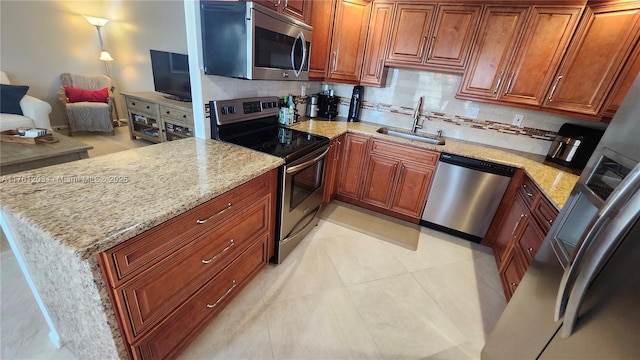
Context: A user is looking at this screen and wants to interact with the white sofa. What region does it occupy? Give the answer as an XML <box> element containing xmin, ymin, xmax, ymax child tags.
<box><xmin>0</xmin><ymin>71</ymin><xmax>52</xmax><ymax>132</ymax></box>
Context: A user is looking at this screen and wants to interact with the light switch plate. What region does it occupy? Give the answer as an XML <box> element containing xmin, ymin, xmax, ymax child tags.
<box><xmin>513</xmin><ymin>114</ymin><xmax>524</xmax><ymax>127</ymax></box>
<box><xmin>465</xmin><ymin>106</ymin><xmax>480</xmax><ymax>119</ymax></box>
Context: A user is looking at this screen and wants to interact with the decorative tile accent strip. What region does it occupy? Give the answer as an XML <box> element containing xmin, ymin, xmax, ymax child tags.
<box><xmin>339</xmin><ymin>98</ymin><xmax>558</xmax><ymax>142</ymax></box>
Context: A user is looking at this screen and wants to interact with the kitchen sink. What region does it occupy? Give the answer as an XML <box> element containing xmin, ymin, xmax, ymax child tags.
<box><xmin>376</xmin><ymin>127</ymin><xmax>445</xmax><ymax>145</ymax></box>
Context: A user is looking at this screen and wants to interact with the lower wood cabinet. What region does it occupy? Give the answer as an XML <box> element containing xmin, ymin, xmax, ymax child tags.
<box><xmin>485</xmin><ymin>169</ymin><xmax>559</xmax><ymax>301</ymax></box>
<box><xmin>336</xmin><ymin>133</ymin><xmax>370</xmax><ymax>200</ymax></box>
<box><xmin>98</xmin><ymin>169</ymin><xmax>277</xmax><ymax>359</ymax></box>
<box><xmin>336</xmin><ymin>134</ymin><xmax>439</xmax><ymax>222</ymax></box>
<box><xmin>323</xmin><ymin>134</ymin><xmax>345</xmax><ymax>207</ymax></box>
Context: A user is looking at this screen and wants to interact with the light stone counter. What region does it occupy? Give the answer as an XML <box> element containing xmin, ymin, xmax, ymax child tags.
<box><xmin>289</xmin><ymin>119</ymin><xmax>579</xmax><ymax>209</ymax></box>
<box><xmin>0</xmin><ymin>138</ymin><xmax>283</xmax><ymax>359</ymax></box>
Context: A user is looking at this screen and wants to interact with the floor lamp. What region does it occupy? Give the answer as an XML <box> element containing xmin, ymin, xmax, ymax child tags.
<box><xmin>83</xmin><ymin>15</ymin><xmax>123</xmax><ymax>126</ymax></box>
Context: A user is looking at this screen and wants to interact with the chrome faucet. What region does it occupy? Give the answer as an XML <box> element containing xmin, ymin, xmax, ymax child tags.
<box><xmin>411</xmin><ymin>96</ymin><xmax>424</xmax><ymax>133</ymax></box>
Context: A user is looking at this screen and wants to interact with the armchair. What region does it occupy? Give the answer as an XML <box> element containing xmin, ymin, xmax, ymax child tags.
<box><xmin>58</xmin><ymin>73</ymin><xmax>117</xmax><ymax>135</ymax></box>
<box><xmin>0</xmin><ymin>70</ymin><xmax>52</xmax><ymax>132</ymax></box>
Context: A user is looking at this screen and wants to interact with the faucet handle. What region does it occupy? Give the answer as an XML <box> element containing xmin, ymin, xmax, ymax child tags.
<box><xmin>437</xmin><ymin>130</ymin><xmax>442</xmax><ymax>138</ymax></box>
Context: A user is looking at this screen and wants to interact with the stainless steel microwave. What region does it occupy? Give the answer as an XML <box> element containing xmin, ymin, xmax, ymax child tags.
<box><xmin>200</xmin><ymin>1</ymin><xmax>311</xmax><ymax>81</ymax></box>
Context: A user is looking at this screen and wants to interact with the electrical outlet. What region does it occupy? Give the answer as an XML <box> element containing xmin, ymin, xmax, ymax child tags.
<box><xmin>513</xmin><ymin>114</ymin><xmax>525</xmax><ymax>127</ymax></box>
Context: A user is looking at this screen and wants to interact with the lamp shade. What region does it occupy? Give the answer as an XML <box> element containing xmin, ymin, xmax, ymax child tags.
<box><xmin>100</xmin><ymin>51</ymin><xmax>114</xmax><ymax>62</ymax></box>
<box><xmin>83</xmin><ymin>15</ymin><xmax>109</xmax><ymax>27</ymax></box>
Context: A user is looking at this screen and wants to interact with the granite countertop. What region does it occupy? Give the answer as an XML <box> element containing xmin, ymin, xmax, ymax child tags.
<box><xmin>0</xmin><ymin>138</ymin><xmax>283</xmax><ymax>259</ymax></box>
<box><xmin>288</xmin><ymin>118</ymin><xmax>579</xmax><ymax>209</ymax></box>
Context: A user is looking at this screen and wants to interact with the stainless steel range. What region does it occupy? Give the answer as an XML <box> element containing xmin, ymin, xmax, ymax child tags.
<box><xmin>211</xmin><ymin>97</ymin><xmax>330</xmax><ymax>263</ymax></box>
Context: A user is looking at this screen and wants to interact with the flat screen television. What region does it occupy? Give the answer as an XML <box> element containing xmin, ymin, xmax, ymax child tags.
<box><xmin>150</xmin><ymin>49</ymin><xmax>191</xmax><ymax>102</ymax></box>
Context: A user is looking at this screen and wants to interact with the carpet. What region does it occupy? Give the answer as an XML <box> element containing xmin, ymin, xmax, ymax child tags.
<box><xmin>321</xmin><ymin>201</ymin><xmax>421</xmax><ymax>251</ymax></box>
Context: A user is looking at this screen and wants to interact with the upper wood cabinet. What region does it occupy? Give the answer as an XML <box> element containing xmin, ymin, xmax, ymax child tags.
<box><xmin>386</xmin><ymin>3</ymin><xmax>482</xmax><ymax>72</ymax></box>
<box><xmin>310</xmin><ymin>0</ymin><xmax>371</xmax><ymax>83</ymax></box>
<box><xmin>386</xmin><ymin>3</ymin><xmax>436</xmax><ymax>65</ymax></box>
<box><xmin>458</xmin><ymin>6</ymin><xmax>530</xmax><ymax>99</ymax></box>
<box><xmin>500</xmin><ymin>6</ymin><xmax>583</xmax><ymax>106</ymax></box>
<box><xmin>360</xmin><ymin>2</ymin><xmax>394</xmax><ymax>86</ymax></box>
<box><xmin>327</xmin><ymin>0</ymin><xmax>372</xmax><ymax>83</ymax></box>
<box><xmin>254</xmin><ymin>0</ymin><xmax>311</xmax><ymax>23</ymax></box>
<box><xmin>542</xmin><ymin>2</ymin><xmax>640</xmax><ymax>116</ymax></box>
<box><xmin>309</xmin><ymin>0</ymin><xmax>335</xmax><ymax>80</ymax></box>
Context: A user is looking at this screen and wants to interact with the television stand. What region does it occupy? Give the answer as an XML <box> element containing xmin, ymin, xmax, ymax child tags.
<box><xmin>122</xmin><ymin>92</ymin><xmax>194</xmax><ymax>143</ymax></box>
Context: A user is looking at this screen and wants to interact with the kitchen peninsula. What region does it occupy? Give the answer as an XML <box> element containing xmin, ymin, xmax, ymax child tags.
<box><xmin>0</xmin><ymin>122</ymin><xmax>579</xmax><ymax>359</ymax></box>
<box><xmin>0</xmin><ymin>138</ymin><xmax>282</xmax><ymax>359</ymax></box>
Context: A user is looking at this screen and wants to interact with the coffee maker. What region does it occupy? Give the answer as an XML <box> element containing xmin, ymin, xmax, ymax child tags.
<box><xmin>318</xmin><ymin>94</ymin><xmax>339</xmax><ymax>119</ymax></box>
<box><xmin>348</xmin><ymin>86</ymin><xmax>364</xmax><ymax>122</ymax></box>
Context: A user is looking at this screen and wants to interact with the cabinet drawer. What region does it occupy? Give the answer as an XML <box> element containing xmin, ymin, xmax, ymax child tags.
<box><xmin>126</xmin><ymin>98</ymin><xmax>158</xmax><ymax>115</ymax></box>
<box><xmin>114</xmin><ymin>196</ymin><xmax>271</xmax><ymax>341</ymax></box>
<box><xmin>131</xmin><ymin>237</ymin><xmax>268</xmax><ymax>360</ymax></box>
<box><xmin>100</xmin><ymin>171</ymin><xmax>274</xmax><ymax>287</ymax></box>
<box><xmin>369</xmin><ymin>139</ymin><xmax>439</xmax><ymax>166</ymax></box>
<box><xmin>160</xmin><ymin>105</ymin><xmax>193</xmax><ymax>125</ymax></box>
<box><xmin>532</xmin><ymin>196</ymin><xmax>558</xmax><ymax>232</ymax></box>
<box><xmin>517</xmin><ymin>175</ymin><xmax>540</xmax><ymax>207</ymax></box>
<box><xmin>515</xmin><ymin>216</ymin><xmax>546</xmax><ymax>266</ymax></box>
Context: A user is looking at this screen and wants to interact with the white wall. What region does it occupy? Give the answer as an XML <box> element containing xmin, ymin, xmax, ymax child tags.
<box><xmin>0</xmin><ymin>0</ymin><xmax>187</xmax><ymax>127</ymax></box>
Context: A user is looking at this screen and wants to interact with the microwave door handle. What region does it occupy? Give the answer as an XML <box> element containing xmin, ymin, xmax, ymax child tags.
<box><xmin>560</xmin><ymin>189</ymin><xmax>640</xmax><ymax>338</ymax></box>
<box><xmin>291</xmin><ymin>32</ymin><xmax>305</xmax><ymax>78</ymax></box>
<box><xmin>555</xmin><ymin>162</ymin><xmax>640</xmax><ymax>321</ymax></box>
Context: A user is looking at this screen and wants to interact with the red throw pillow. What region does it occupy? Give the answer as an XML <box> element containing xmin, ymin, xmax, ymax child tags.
<box><xmin>63</xmin><ymin>86</ymin><xmax>108</xmax><ymax>103</ymax></box>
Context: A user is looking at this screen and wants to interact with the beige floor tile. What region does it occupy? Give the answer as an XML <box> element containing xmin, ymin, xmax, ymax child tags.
<box><xmin>258</xmin><ymin>223</ymin><xmax>345</xmax><ymax>305</ymax></box>
<box><xmin>411</xmin><ymin>257</ymin><xmax>506</xmax><ymax>348</ymax></box>
<box><xmin>265</xmin><ymin>287</ymin><xmax>382</xmax><ymax>360</ymax></box>
<box><xmin>318</xmin><ymin>223</ymin><xmax>409</xmax><ymax>286</ymax></box>
<box><xmin>422</xmin><ymin>341</ymin><xmax>481</xmax><ymax>360</ymax></box>
<box><xmin>347</xmin><ymin>273</ymin><xmax>468</xmax><ymax>360</ymax></box>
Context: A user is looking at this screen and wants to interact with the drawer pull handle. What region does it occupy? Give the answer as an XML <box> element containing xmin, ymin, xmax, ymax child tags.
<box><xmin>197</xmin><ymin>203</ymin><xmax>232</xmax><ymax>224</ymax></box>
<box><xmin>201</xmin><ymin>239</ymin><xmax>235</xmax><ymax>264</ymax></box>
<box><xmin>548</xmin><ymin>219</ymin><xmax>554</xmax><ymax>224</ymax></box>
<box><xmin>522</xmin><ymin>184</ymin><xmax>533</xmax><ymax>198</ymax></box>
<box><xmin>206</xmin><ymin>280</ymin><xmax>237</xmax><ymax>309</ymax></box>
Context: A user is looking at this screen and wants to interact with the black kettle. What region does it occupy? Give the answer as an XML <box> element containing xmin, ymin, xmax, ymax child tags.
<box><xmin>347</xmin><ymin>86</ymin><xmax>364</xmax><ymax>122</ymax></box>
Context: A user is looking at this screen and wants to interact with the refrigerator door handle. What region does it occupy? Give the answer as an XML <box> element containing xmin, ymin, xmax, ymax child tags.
<box><xmin>560</xmin><ymin>189</ymin><xmax>640</xmax><ymax>338</ymax></box>
<box><xmin>555</xmin><ymin>162</ymin><xmax>640</xmax><ymax>321</ymax></box>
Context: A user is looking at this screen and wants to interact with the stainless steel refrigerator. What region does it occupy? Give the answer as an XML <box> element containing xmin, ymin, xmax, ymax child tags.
<box><xmin>482</xmin><ymin>74</ymin><xmax>640</xmax><ymax>359</ymax></box>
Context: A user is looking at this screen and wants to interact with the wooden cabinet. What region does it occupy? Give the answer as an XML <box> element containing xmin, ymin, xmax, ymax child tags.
<box><xmin>337</xmin><ymin>133</ymin><xmax>370</xmax><ymax>200</ymax></box>
<box><xmin>386</xmin><ymin>3</ymin><xmax>482</xmax><ymax>72</ymax></box>
<box><xmin>254</xmin><ymin>0</ymin><xmax>311</xmax><ymax>23</ymax></box>
<box><xmin>486</xmin><ymin>170</ymin><xmax>559</xmax><ymax>301</ymax></box>
<box><xmin>323</xmin><ymin>134</ymin><xmax>345</xmax><ymax>207</ymax></box>
<box><xmin>123</xmin><ymin>92</ymin><xmax>193</xmax><ymax>144</ymax></box>
<box><xmin>337</xmin><ymin>135</ymin><xmax>438</xmax><ymax>222</ymax></box>
<box><xmin>309</xmin><ymin>0</ymin><xmax>335</xmax><ymax>80</ymax></box>
<box><xmin>458</xmin><ymin>6</ymin><xmax>530</xmax><ymax>99</ymax></box>
<box><xmin>386</xmin><ymin>3</ymin><xmax>436</xmax><ymax>65</ymax></box>
<box><xmin>99</xmin><ymin>170</ymin><xmax>277</xmax><ymax>359</ymax></box>
<box><xmin>360</xmin><ymin>2</ymin><xmax>394</xmax><ymax>86</ymax></box>
<box><xmin>499</xmin><ymin>6</ymin><xmax>583</xmax><ymax>106</ymax></box>
<box><xmin>326</xmin><ymin>0</ymin><xmax>372</xmax><ymax>83</ymax></box>
<box><xmin>542</xmin><ymin>3</ymin><xmax>640</xmax><ymax>116</ymax></box>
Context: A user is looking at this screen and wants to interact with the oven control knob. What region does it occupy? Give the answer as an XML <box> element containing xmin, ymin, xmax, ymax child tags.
<box><xmin>221</xmin><ymin>107</ymin><xmax>228</xmax><ymax>115</ymax></box>
<box><xmin>229</xmin><ymin>106</ymin><xmax>236</xmax><ymax>114</ymax></box>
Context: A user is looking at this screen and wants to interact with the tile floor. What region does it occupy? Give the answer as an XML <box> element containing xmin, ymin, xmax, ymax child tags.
<box><xmin>1</xmin><ymin>201</ymin><xmax>506</xmax><ymax>359</ymax></box>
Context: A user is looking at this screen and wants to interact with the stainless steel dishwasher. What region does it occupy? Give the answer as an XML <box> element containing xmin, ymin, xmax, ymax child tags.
<box><xmin>421</xmin><ymin>153</ymin><xmax>516</xmax><ymax>242</ymax></box>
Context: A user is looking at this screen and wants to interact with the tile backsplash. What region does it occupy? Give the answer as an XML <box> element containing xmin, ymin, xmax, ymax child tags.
<box><xmin>328</xmin><ymin>69</ymin><xmax>607</xmax><ymax>155</ymax></box>
<box><xmin>199</xmin><ymin>68</ymin><xmax>606</xmax><ymax>155</ymax></box>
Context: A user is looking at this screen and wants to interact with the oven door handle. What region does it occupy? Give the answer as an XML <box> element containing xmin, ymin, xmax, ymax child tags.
<box><xmin>281</xmin><ymin>206</ymin><xmax>321</xmax><ymax>244</ymax></box>
<box><xmin>286</xmin><ymin>147</ymin><xmax>330</xmax><ymax>174</ymax></box>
